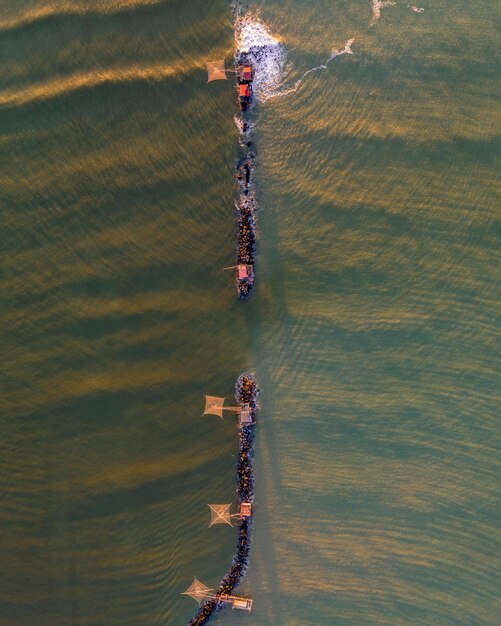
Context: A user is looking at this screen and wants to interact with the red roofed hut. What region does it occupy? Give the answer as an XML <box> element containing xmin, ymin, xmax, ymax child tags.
<box><xmin>238</xmin><ymin>83</ymin><xmax>252</xmax><ymax>109</ymax></box>
<box><xmin>238</xmin><ymin>64</ymin><xmax>253</xmax><ymax>83</ymax></box>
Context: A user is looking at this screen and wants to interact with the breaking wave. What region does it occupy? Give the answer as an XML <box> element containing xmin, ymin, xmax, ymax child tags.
<box><xmin>235</xmin><ymin>13</ymin><xmax>354</xmax><ymax>102</ymax></box>
<box><xmin>235</xmin><ymin>14</ymin><xmax>286</xmax><ymax>101</ymax></box>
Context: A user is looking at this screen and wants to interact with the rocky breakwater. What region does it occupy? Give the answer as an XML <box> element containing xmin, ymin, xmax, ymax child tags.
<box><xmin>187</xmin><ymin>375</ymin><xmax>258</xmax><ymax>625</ymax></box>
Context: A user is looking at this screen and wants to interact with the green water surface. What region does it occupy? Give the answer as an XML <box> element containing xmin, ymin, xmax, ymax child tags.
<box><xmin>1</xmin><ymin>1</ymin><xmax>499</xmax><ymax>625</ymax></box>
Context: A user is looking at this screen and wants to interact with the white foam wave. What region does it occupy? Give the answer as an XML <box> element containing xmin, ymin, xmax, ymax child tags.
<box><xmin>235</xmin><ymin>13</ymin><xmax>354</xmax><ymax>103</ymax></box>
<box><xmin>236</xmin><ymin>18</ymin><xmax>281</xmax><ymax>54</ymax></box>
<box><xmin>233</xmin><ymin>115</ymin><xmax>245</xmax><ymax>134</ymax></box>
<box><xmin>331</xmin><ymin>37</ymin><xmax>356</xmax><ymax>59</ymax></box>
<box><xmin>268</xmin><ymin>38</ymin><xmax>355</xmax><ymax>100</ymax></box>
<box><xmin>370</xmin><ymin>0</ymin><xmax>396</xmax><ymax>26</ymax></box>
<box><xmin>235</xmin><ymin>15</ymin><xmax>286</xmax><ymax>101</ymax></box>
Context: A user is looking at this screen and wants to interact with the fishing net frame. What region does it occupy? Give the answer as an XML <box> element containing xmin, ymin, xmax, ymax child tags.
<box><xmin>206</xmin><ymin>60</ymin><xmax>227</xmax><ymax>82</ymax></box>
<box><xmin>203</xmin><ymin>395</ymin><xmax>226</xmax><ymax>419</ymax></box>
<box><xmin>181</xmin><ymin>577</ymin><xmax>213</xmax><ymax>604</ymax></box>
<box><xmin>208</xmin><ymin>504</ymin><xmax>233</xmax><ymax>527</ymax></box>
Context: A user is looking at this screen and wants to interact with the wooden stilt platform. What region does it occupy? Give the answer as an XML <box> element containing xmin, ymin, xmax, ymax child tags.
<box><xmin>218</xmin><ymin>594</ymin><xmax>253</xmax><ymax>612</ymax></box>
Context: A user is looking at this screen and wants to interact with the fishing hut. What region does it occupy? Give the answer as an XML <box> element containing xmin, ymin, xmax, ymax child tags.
<box><xmin>239</xmin><ymin>501</ymin><xmax>252</xmax><ymax>518</ymax></box>
<box><xmin>220</xmin><ymin>595</ymin><xmax>254</xmax><ymax>612</ymax></box>
<box><xmin>238</xmin><ymin>402</ymin><xmax>253</xmax><ymax>428</ymax></box>
<box><xmin>238</xmin><ymin>83</ymin><xmax>252</xmax><ymax>110</ymax></box>
<box><xmin>182</xmin><ymin>578</ymin><xmax>253</xmax><ymax>612</ymax></box>
<box><xmin>223</xmin><ymin>264</ymin><xmax>254</xmax><ymax>290</ymax></box>
<box><xmin>206</xmin><ymin>59</ymin><xmax>254</xmax><ymax>111</ymax></box>
<box><xmin>202</xmin><ymin>394</ymin><xmax>252</xmax><ymax>426</ymax></box>
<box><xmin>238</xmin><ymin>64</ymin><xmax>253</xmax><ymax>83</ymax></box>
<box><xmin>207</xmin><ymin>502</ymin><xmax>252</xmax><ymax>527</ymax></box>
<box><xmin>237</xmin><ymin>264</ymin><xmax>254</xmax><ymax>283</ymax></box>
<box><xmin>237</xmin><ymin>60</ymin><xmax>253</xmax><ymax>110</ymax></box>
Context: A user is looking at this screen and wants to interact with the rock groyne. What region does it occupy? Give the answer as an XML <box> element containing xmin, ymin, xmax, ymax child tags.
<box><xmin>187</xmin><ymin>375</ymin><xmax>258</xmax><ymax>625</ymax></box>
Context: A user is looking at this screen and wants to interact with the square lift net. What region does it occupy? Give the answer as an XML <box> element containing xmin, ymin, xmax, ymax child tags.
<box><xmin>182</xmin><ymin>577</ymin><xmax>213</xmax><ymax>604</ymax></box>
<box><xmin>208</xmin><ymin>504</ymin><xmax>233</xmax><ymax>527</ymax></box>
<box><xmin>206</xmin><ymin>60</ymin><xmax>227</xmax><ymax>82</ymax></box>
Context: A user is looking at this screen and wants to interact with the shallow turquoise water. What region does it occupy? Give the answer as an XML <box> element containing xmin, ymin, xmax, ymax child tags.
<box><xmin>0</xmin><ymin>1</ymin><xmax>499</xmax><ymax>625</ymax></box>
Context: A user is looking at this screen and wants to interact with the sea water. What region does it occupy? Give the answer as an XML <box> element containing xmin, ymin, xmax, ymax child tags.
<box><xmin>0</xmin><ymin>1</ymin><xmax>499</xmax><ymax>625</ymax></box>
